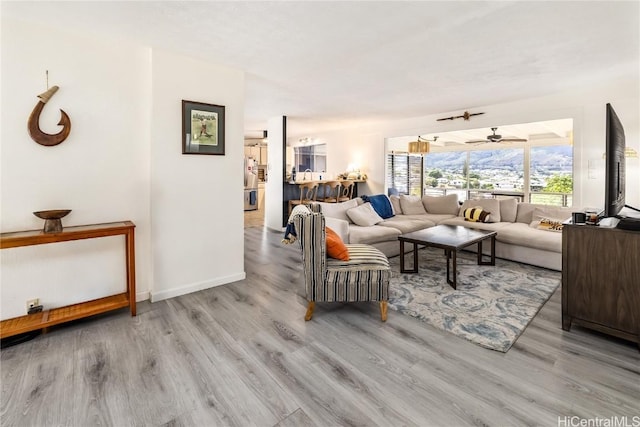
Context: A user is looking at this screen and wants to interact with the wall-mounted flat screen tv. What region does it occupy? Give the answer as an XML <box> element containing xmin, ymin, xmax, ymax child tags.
<box><xmin>604</xmin><ymin>103</ymin><xmax>626</xmax><ymax>218</ymax></box>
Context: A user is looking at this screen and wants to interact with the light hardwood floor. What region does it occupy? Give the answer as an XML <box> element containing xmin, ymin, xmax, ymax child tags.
<box><xmin>1</xmin><ymin>226</ymin><xmax>639</xmax><ymax>426</ymax></box>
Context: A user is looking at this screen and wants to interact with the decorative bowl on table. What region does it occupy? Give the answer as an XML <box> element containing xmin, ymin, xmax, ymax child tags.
<box><xmin>33</xmin><ymin>209</ymin><xmax>72</xmax><ymax>233</ymax></box>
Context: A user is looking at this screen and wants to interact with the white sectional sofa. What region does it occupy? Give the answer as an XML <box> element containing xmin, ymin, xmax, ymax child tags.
<box><xmin>317</xmin><ymin>194</ymin><xmax>575</xmax><ymax>271</ymax></box>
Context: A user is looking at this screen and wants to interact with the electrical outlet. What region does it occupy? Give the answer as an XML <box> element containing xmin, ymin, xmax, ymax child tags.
<box><xmin>27</xmin><ymin>299</ymin><xmax>39</xmax><ymax>311</ymax></box>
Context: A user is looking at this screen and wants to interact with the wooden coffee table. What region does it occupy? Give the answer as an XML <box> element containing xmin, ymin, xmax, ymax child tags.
<box><xmin>398</xmin><ymin>225</ymin><xmax>497</xmax><ymax>289</ymax></box>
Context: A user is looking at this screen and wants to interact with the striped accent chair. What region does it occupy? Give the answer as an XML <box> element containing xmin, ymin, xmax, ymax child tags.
<box><xmin>292</xmin><ymin>205</ymin><xmax>390</xmax><ymax>321</ymax></box>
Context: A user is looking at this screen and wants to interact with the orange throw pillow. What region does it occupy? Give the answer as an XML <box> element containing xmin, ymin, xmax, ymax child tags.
<box><xmin>325</xmin><ymin>227</ymin><xmax>350</xmax><ymax>261</ymax></box>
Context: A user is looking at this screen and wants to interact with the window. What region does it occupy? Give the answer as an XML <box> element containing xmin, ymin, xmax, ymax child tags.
<box><xmin>468</xmin><ymin>148</ymin><xmax>524</xmax><ymax>197</ymax></box>
<box><xmin>294</xmin><ymin>144</ymin><xmax>326</xmax><ymax>172</ymax></box>
<box><xmin>424</xmin><ymin>152</ymin><xmax>467</xmax><ymax>200</ymax></box>
<box><xmin>529</xmin><ymin>145</ymin><xmax>573</xmax><ymax>206</ymax></box>
<box><xmin>386</xmin><ymin>153</ymin><xmax>422</xmax><ymax>195</ymax></box>
<box><xmin>387</xmin><ymin>147</ymin><xmax>572</xmax><ymax>206</ymax></box>
<box><xmin>386</xmin><ymin>120</ymin><xmax>573</xmax><ymax>206</ymax></box>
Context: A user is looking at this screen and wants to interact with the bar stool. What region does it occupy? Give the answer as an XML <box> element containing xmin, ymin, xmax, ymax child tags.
<box><xmin>288</xmin><ymin>182</ymin><xmax>318</xmax><ymax>215</ymax></box>
<box><xmin>318</xmin><ymin>181</ymin><xmax>341</xmax><ymax>203</ymax></box>
<box><xmin>337</xmin><ymin>181</ymin><xmax>355</xmax><ymax>202</ymax></box>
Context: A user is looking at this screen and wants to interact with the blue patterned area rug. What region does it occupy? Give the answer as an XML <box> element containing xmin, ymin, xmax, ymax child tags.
<box><xmin>387</xmin><ymin>248</ymin><xmax>560</xmax><ymax>352</ymax></box>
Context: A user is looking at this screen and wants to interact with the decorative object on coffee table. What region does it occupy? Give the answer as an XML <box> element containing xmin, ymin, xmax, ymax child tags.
<box><xmin>33</xmin><ymin>209</ymin><xmax>71</xmax><ymax>233</ymax></box>
<box><xmin>28</xmin><ymin>72</ymin><xmax>71</xmax><ymax>146</ymax></box>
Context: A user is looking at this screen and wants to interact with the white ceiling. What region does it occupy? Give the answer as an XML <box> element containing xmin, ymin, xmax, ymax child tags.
<box><xmin>4</xmin><ymin>1</ymin><xmax>639</xmax><ymax>138</ymax></box>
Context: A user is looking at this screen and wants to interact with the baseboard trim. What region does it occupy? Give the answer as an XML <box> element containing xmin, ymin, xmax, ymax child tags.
<box><xmin>149</xmin><ymin>272</ymin><xmax>246</xmax><ymax>302</ymax></box>
<box><xmin>136</xmin><ymin>291</ymin><xmax>150</xmax><ymax>302</ymax></box>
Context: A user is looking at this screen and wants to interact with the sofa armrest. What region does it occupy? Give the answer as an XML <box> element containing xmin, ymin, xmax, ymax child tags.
<box><xmin>325</xmin><ymin>217</ymin><xmax>350</xmax><ymax>243</ymax></box>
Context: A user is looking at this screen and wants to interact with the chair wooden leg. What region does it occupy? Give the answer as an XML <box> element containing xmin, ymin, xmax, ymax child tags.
<box><xmin>379</xmin><ymin>301</ymin><xmax>388</xmax><ymax>322</ymax></box>
<box><xmin>304</xmin><ymin>301</ymin><xmax>315</xmax><ymax>321</ymax></box>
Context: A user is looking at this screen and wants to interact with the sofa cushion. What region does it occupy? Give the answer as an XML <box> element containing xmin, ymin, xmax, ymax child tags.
<box><xmin>347</xmin><ymin>203</ymin><xmax>384</xmax><ymax>226</ymax></box>
<box><xmin>439</xmin><ymin>216</ymin><xmax>509</xmax><ymax>232</ymax></box>
<box><xmin>400</xmin><ymin>194</ymin><xmax>427</xmax><ymax>215</ymax></box>
<box><xmin>463</xmin><ymin>207</ymin><xmax>491</xmax><ymax>223</ymax></box>
<box><xmin>389</xmin><ymin>195</ymin><xmax>402</xmax><ymax>214</ymax></box>
<box><xmin>496</xmin><ymin>223</ymin><xmax>563</xmax><ymax>253</ymax></box>
<box><xmin>500</xmin><ymin>198</ymin><xmax>519</xmax><ymax>223</ymax></box>
<box><xmin>325</xmin><ymin>226</ymin><xmax>350</xmax><ymax>260</ymax></box>
<box><xmin>459</xmin><ymin>198</ymin><xmax>501</xmax><ymax>222</ymax></box>
<box><xmin>348</xmin><ymin>224</ymin><xmax>401</xmax><ymax>245</ymax></box>
<box><xmin>422</xmin><ymin>213</ymin><xmax>457</xmax><ymax>224</ymax></box>
<box><xmin>317</xmin><ymin>199</ymin><xmax>358</xmax><ymax>223</ymax></box>
<box><xmin>326</xmin><ymin>244</ymin><xmax>389</xmax><ymax>271</ymax></box>
<box><xmin>531</xmin><ymin>206</ymin><xmax>572</xmax><ymax>223</ymax></box>
<box><xmin>422</xmin><ymin>194</ymin><xmax>459</xmax><ymax>215</ymax></box>
<box><xmin>515</xmin><ymin>203</ymin><xmax>573</xmax><ymax>224</ymax></box>
<box><xmin>378</xmin><ymin>214</ymin><xmax>435</xmax><ymax>234</ymax></box>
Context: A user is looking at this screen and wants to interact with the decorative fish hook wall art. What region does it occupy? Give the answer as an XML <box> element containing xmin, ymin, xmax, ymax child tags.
<box><xmin>27</xmin><ymin>85</ymin><xmax>71</xmax><ymax>146</ymax></box>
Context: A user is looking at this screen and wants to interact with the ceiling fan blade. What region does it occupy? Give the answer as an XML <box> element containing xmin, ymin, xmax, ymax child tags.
<box><xmin>465</xmin><ymin>139</ymin><xmax>489</xmax><ymax>144</ymax></box>
<box><xmin>500</xmin><ymin>138</ymin><xmax>527</xmax><ymax>142</ymax></box>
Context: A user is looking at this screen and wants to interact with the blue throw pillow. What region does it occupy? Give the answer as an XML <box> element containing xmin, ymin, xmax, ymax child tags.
<box><xmin>361</xmin><ymin>194</ymin><xmax>395</xmax><ymax>219</ymax></box>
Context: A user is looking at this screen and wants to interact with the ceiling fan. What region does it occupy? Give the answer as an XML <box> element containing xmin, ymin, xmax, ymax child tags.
<box><xmin>465</xmin><ymin>127</ymin><xmax>527</xmax><ymax>144</ymax></box>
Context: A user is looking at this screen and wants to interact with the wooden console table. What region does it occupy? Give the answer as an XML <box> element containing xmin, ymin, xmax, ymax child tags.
<box><xmin>0</xmin><ymin>221</ymin><xmax>136</xmax><ymax>339</ymax></box>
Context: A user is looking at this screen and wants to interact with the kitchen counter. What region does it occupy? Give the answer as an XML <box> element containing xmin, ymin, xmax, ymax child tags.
<box><xmin>285</xmin><ymin>179</ymin><xmax>366</xmax><ymax>185</ymax></box>
<box><xmin>284</xmin><ymin>179</ymin><xmax>366</xmax><ymax>203</ymax></box>
<box><xmin>278</xmin><ymin>179</ymin><xmax>367</xmax><ymax>227</ymax></box>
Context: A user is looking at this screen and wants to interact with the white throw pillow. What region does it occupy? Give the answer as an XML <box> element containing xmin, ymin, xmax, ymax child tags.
<box><xmin>317</xmin><ymin>199</ymin><xmax>359</xmax><ymax>223</ymax></box>
<box><xmin>346</xmin><ymin>203</ymin><xmax>384</xmax><ymax>226</ymax></box>
<box><xmin>389</xmin><ymin>195</ymin><xmax>402</xmax><ymax>215</ymax></box>
<box><xmin>422</xmin><ymin>194</ymin><xmax>459</xmax><ymax>215</ymax></box>
<box><xmin>399</xmin><ymin>194</ymin><xmax>427</xmax><ymax>215</ymax></box>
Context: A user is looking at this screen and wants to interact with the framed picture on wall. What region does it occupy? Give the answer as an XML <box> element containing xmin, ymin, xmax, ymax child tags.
<box><xmin>182</xmin><ymin>100</ymin><xmax>225</xmax><ymax>155</ymax></box>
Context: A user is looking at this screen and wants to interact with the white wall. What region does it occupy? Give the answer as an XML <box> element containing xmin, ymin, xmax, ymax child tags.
<box><xmin>0</xmin><ymin>18</ymin><xmax>246</xmax><ymax>319</ymax></box>
<box><xmin>291</xmin><ymin>77</ymin><xmax>640</xmax><ymax>211</ymax></box>
<box><xmin>0</xmin><ymin>19</ymin><xmax>152</xmax><ymax>319</ymax></box>
<box><xmin>265</xmin><ymin>116</ymin><xmax>285</xmax><ymax>231</ymax></box>
<box><xmin>149</xmin><ymin>49</ymin><xmax>245</xmax><ymax>301</ymax></box>
<box><xmin>287</xmin><ymin>129</ymin><xmax>386</xmax><ymax>196</ymax></box>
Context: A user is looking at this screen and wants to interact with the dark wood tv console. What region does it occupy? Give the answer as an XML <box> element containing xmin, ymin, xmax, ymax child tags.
<box><xmin>562</xmin><ymin>222</ymin><xmax>639</xmax><ymax>347</ymax></box>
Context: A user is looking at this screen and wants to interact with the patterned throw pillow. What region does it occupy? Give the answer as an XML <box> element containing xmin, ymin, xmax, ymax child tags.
<box><xmin>536</xmin><ymin>218</ymin><xmax>564</xmax><ymax>232</ymax></box>
<box><xmin>325</xmin><ymin>226</ymin><xmax>350</xmax><ymax>260</ymax></box>
<box><xmin>464</xmin><ymin>207</ymin><xmax>491</xmax><ymax>223</ymax></box>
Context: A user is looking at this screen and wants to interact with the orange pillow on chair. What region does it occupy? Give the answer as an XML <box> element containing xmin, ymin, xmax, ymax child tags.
<box><xmin>325</xmin><ymin>227</ymin><xmax>350</xmax><ymax>261</ymax></box>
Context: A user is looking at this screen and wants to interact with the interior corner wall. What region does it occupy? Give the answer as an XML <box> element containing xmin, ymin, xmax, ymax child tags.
<box><xmin>0</xmin><ymin>19</ymin><xmax>152</xmax><ymax>320</ymax></box>
<box><xmin>149</xmin><ymin>49</ymin><xmax>245</xmax><ymax>302</ymax></box>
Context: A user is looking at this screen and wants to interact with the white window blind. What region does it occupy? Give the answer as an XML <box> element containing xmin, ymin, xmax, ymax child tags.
<box><xmin>386</xmin><ymin>153</ymin><xmax>422</xmax><ymax>195</ymax></box>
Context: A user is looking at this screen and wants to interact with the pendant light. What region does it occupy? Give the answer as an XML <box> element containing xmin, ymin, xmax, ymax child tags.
<box><xmin>408</xmin><ymin>136</ymin><xmax>437</xmax><ymax>154</ymax></box>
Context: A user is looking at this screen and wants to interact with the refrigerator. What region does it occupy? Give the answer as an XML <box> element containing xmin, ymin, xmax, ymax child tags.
<box><xmin>244</xmin><ymin>156</ymin><xmax>258</xmax><ymax>211</ymax></box>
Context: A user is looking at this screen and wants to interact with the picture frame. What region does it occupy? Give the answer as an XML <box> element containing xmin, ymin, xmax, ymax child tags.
<box><xmin>182</xmin><ymin>100</ymin><xmax>225</xmax><ymax>155</ymax></box>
